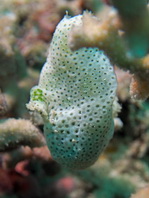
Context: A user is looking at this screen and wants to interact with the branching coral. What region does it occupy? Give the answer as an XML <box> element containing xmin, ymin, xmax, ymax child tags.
<box><xmin>0</xmin><ymin>119</ymin><xmax>45</xmax><ymax>151</ymax></box>
<box><xmin>68</xmin><ymin>0</ymin><xmax>149</xmax><ymax>100</ymax></box>
<box><xmin>0</xmin><ymin>14</ymin><xmax>27</xmax><ymax>89</ymax></box>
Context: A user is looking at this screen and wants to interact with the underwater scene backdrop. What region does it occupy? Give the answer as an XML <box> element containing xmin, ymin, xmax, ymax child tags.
<box><xmin>0</xmin><ymin>0</ymin><xmax>149</xmax><ymax>198</ymax></box>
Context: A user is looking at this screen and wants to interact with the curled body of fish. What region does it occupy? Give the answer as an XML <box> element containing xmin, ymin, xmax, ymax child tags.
<box><xmin>27</xmin><ymin>14</ymin><xmax>117</xmax><ymax>169</ymax></box>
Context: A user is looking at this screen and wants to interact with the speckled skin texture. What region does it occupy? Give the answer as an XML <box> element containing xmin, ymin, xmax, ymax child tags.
<box><xmin>27</xmin><ymin>14</ymin><xmax>117</xmax><ymax>169</ymax></box>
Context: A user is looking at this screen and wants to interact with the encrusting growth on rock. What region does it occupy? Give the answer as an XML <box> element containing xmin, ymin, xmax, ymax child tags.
<box><xmin>27</xmin><ymin>14</ymin><xmax>117</xmax><ymax>169</ymax></box>
<box><xmin>68</xmin><ymin>1</ymin><xmax>149</xmax><ymax>100</ymax></box>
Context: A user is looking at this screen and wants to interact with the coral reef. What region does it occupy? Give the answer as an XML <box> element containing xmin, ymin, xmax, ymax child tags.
<box><xmin>0</xmin><ymin>119</ymin><xmax>45</xmax><ymax>151</ymax></box>
<box><xmin>1</xmin><ymin>0</ymin><xmax>149</xmax><ymax>197</ymax></box>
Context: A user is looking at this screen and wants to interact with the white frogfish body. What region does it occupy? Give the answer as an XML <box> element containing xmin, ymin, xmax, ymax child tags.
<box><xmin>27</xmin><ymin>14</ymin><xmax>117</xmax><ymax>169</ymax></box>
